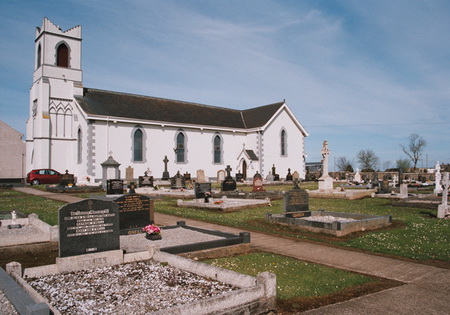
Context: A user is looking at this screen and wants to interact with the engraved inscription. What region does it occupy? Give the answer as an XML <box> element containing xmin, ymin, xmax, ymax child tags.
<box><xmin>64</xmin><ymin>209</ymin><xmax>115</xmax><ymax>237</ymax></box>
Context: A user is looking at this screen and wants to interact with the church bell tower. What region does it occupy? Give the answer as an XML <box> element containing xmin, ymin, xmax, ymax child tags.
<box><xmin>26</xmin><ymin>18</ymin><xmax>83</xmax><ymax>172</ymax></box>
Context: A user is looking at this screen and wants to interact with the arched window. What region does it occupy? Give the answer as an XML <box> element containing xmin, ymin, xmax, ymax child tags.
<box><xmin>37</xmin><ymin>44</ymin><xmax>42</xmax><ymax>69</ymax></box>
<box><xmin>213</xmin><ymin>134</ymin><xmax>222</xmax><ymax>164</ymax></box>
<box><xmin>56</xmin><ymin>43</ymin><xmax>69</xmax><ymax>68</ymax></box>
<box><xmin>281</xmin><ymin>129</ymin><xmax>287</xmax><ymax>156</ymax></box>
<box><xmin>176</xmin><ymin>132</ymin><xmax>185</xmax><ymax>163</ymax></box>
<box><xmin>77</xmin><ymin>129</ymin><xmax>82</xmax><ymax>164</ymax></box>
<box><xmin>133</xmin><ymin>129</ymin><xmax>143</xmax><ymax>162</ymax></box>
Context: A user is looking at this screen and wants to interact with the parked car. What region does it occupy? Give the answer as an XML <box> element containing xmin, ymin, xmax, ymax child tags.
<box><xmin>26</xmin><ymin>169</ymin><xmax>62</xmax><ymax>185</ymax></box>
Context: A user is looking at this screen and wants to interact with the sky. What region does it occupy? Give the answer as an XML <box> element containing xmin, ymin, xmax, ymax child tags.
<box><xmin>1</xmin><ymin>0</ymin><xmax>449</xmax><ymax>171</ymax></box>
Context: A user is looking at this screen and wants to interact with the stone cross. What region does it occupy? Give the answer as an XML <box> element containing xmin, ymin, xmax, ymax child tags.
<box><xmin>163</xmin><ymin>155</ymin><xmax>169</xmax><ymax>172</ymax></box>
<box><xmin>321</xmin><ymin>140</ymin><xmax>330</xmax><ymax>177</ymax></box>
<box><xmin>225</xmin><ymin>165</ymin><xmax>232</xmax><ymax>178</ymax></box>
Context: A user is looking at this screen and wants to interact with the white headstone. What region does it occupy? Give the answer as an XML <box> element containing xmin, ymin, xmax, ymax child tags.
<box><xmin>354</xmin><ymin>169</ymin><xmax>362</xmax><ymax>184</ymax></box>
<box><xmin>399</xmin><ymin>183</ymin><xmax>409</xmax><ymax>198</ymax></box>
<box><xmin>197</xmin><ymin>169</ymin><xmax>206</xmax><ymax>183</ymax></box>
<box><xmin>437</xmin><ymin>172</ymin><xmax>449</xmax><ymax>219</ymax></box>
<box><xmin>434</xmin><ymin>161</ymin><xmax>443</xmax><ymax>195</ymax></box>
<box><xmin>318</xmin><ymin>140</ymin><xmax>334</xmax><ymax>192</ymax></box>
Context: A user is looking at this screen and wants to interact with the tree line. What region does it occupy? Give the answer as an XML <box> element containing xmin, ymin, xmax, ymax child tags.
<box><xmin>336</xmin><ymin>133</ymin><xmax>428</xmax><ymax>173</ymax></box>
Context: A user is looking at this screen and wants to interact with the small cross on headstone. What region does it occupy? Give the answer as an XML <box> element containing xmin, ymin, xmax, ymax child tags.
<box><xmin>225</xmin><ymin>165</ymin><xmax>232</xmax><ymax>178</ymax></box>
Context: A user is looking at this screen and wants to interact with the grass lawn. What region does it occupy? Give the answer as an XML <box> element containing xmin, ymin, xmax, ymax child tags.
<box><xmin>155</xmin><ymin>184</ymin><xmax>450</xmax><ymax>262</ymax></box>
<box><xmin>0</xmin><ymin>190</ymin><xmax>65</xmax><ymax>226</ymax></box>
<box><xmin>4</xmin><ymin>183</ymin><xmax>449</xmax><ymax>262</ymax></box>
<box><xmin>204</xmin><ymin>252</ymin><xmax>374</xmax><ymax>300</ymax></box>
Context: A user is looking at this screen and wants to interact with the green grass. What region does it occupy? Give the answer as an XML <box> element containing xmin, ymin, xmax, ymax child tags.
<box><xmin>0</xmin><ymin>191</ymin><xmax>65</xmax><ymax>226</ymax></box>
<box><xmin>155</xmin><ymin>192</ymin><xmax>450</xmax><ymax>261</ymax></box>
<box><xmin>4</xmin><ymin>184</ymin><xmax>450</xmax><ymax>262</ymax></box>
<box><xmin>203</xmin><ymin>252</ymin><xmax>374</xmax><ymax>300</ymax></box>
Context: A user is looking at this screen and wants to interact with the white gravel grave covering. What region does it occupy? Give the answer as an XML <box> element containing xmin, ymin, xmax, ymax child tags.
<box><xmin>120</xmin><ymin>227</ymin><xmax>225</xmax><ymax>253</ymax></box>
<box><xmin>27</xmin><ymin>260</ymin><xmax>238</xmax><ymax>314</ymax></box>
<box><xmin>300</xmin><ymin>215</ymin><xmax>356</xmax><ymax>223</ymax></box>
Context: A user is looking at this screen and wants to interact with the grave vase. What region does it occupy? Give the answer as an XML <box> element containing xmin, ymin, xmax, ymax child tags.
<box><xmin>145</xmin><ymin>233</ymin><xmax>162</xmax><ymax>241</ymax></box>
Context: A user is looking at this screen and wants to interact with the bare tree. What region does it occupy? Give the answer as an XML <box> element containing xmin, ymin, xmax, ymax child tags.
<box><xmin>396</xmin><ymin>158</ymin><xmax>412</xmax><ymax>173</ymax></box>
<box><xmin>382</xmin><ymin>160</ymin><xmax>392</xmax><ymax>171</ymax></box>
<box><xmin>357</xmin><ymin>149</ymin><xmax>379</xmax><ymax>171</ymax></box>
<box><xmin>400</xmin><ymin>133</ymin><xmax>426</xmax><ymax>170</ymax></box>
<box><xmin>336</xmin><ymin>157</ymin><xmax>354</xmax><ymax>172</ymax></box>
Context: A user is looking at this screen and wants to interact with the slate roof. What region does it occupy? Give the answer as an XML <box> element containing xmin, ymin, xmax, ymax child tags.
<box><xmin>75</xmin><ymin>88</ymin><xmax>284</xmax><ymax>129</ymax></box>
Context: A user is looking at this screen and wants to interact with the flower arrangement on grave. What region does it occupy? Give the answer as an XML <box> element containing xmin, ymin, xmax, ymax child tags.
<box><xmin>142</xmin><ymin>224</ymin><xmax>162</xmax><ymax>241</ymax></box>
<box><xmin>86</xmin><ymin>176</ymin><xmax>91</xmax><ymax>183</ymax></box>
<box><xmin>142</xmin><ymin>224</ymin><xmax>161</xmax><ymax>235</ymax></box>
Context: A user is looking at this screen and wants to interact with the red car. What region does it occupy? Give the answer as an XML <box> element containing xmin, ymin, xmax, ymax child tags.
<box><xmin>26</xmin><ymin>169</ymin><xmax>62</xmax><ymax>185</ymax></box>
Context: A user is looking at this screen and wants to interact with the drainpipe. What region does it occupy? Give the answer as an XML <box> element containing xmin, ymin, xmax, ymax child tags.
<box><xmin>258</xmin><ymin>130</ymin><xmax>263</xmax><ymax>176</ymax></box>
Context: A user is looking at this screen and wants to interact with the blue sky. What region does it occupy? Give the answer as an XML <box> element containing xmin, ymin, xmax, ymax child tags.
<box><xmin>1</xmin><ymin>0</ymin><xmax>449</xmax><ymax>170</ymax></box>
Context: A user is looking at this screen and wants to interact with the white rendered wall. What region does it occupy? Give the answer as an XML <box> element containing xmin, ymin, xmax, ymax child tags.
<box><xmin>261</xmin><ymin>109</ymin><xmax>306</xmax><ymax>179</ymax></box>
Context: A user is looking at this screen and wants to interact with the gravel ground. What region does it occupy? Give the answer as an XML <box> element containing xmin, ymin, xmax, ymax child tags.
<box><xmin>300</xmin><ymin>215</ymin><xmax>356</xmax><ymax>223</ymax></box>
<box><xmin>120</xmin><ymin>227</ymin><xmax>225</xmax><ymax>253</ymax></box>
<box><xmin>28</xmin><ymin>260</ymin><xmax>237</xmax><ymax>314</ymax></box>
<box><xmin>0</xmin><ymin>290</ymin><xmax>18</xmax><ymax>315</ymax></box>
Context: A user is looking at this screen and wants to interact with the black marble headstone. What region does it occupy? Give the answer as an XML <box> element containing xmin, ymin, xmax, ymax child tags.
<box><xmin>236</xmin><ymin>171</ymin><xmax>244</xmax><ymax>182</ymax></box>
<box><xmin>114</xmin><ymin>194</ymin><xmax>154</xmax><ymax>235</ymax></box>
<box><xmin>284</xmin><ymin>185</ymin><xmax>309</xmax><ymax>212</ymax></box>
<box><xmin>285</xmin><ymin>168</ymin><xmax>293</xmax><ymax>181</ymax></box>
<box><xmin>107</xmin><ymin>179</ymin><xmax>124</xmax><ymax>195</ymax></box>
<box><xmin>195</xmin><ymin>182</ymin><xmax>212</xmax><ymax>199</ymax></box>
<box><xmin>58</xmin><ymin>199</ymin><xmax>120</xmax><ymax>258</ymax></box>
<box><xmin>60</xmin><ymin>170</ymin><xmax>75</xmax><ymax>187</ymax></box>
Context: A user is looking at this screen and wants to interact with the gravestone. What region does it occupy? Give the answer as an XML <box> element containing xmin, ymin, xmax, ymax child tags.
<box><xmin>184</xmin><ymin>172</ymin><xmax>191</xmax><ymax>182</ymax></box>
<box><xmin>354</xmin><ymin>169</ymin><xmax>362</xmax><ymax>184</ymax></box>
<box><xmin>217</xmin><ymin>170</ymin><xmax>226</xmax><ymax>182</ymax></box>
<box><xmin>107</xmin><ymin>179</ymin><xmax>124</xmax><ymax>195</ymax></box>
<box><xmin>380</xmin><ymin>179</ymin><xmax>390</xmax><ymax>194</ymax></box>
<box><xmin>399</xmin><ymin>183</ymin><xmax>408</xmax><ymax>198</ymax></box>
<box><xmin>60</xmin><ymin>170</ymin><xmax>75</xmax><ymax>186</ymax></box>
<box><xmin>434</xmin><ymin>161</ymin><xmax>442</xmax><ymax>195</ymax></box>
<box><xmin>236</xmin><ymin>171</ymin><xmax>244</xmax><ymax>183</ymax></box>
<box><xmin>58</xmin><ymin>199</ymin><xmax>120</xmax><ymax>258</ymax></box>
<box><xmin>284</xmin><ymin>180</ymin><xmax>309</xmax><ymax>213</ymax></box>
<box><xmin>371</xmin><ymin>172</ymin><xmax>379</xmax><ymax>189</ymax></box>
<box><xmin>272</xmin><ymin>165</ymin><xmax>280</xmax><ymax>181</ymax></box>
<box><xmin>285</xmin><ymin>168</ymin><xmax>293</xmax><ymax>181</ymax></box>
<box><xmin>139</xmin><ymin>171</ymin><xmax>154</xmax><ymax>187</ymax></box>
<box><xmin>292</xmin><ymin>171</ymin><xmax>300</xmax><ymax>181</ymax></box>
<box><xmin>125</xmin><ymin>166</ymin><xmax>134</xmax><ymax>183</ymax></box>
<box><xmin>197</xmin><ymin>169</ymin><xmax>206</xmax><ymax>183</ymax></box>
<box><xmin>195</xmin><ymin>182</ymin><xmax>212</xmax><ymax>199</ymax></box>
<box><xmin>437</xmin><ymin>172</ymin><xmax>449</xmax><ymax>219</ymax></box>
<box><xmin>252</xmin><ymin>172</ymin><xmax>265</xmax><ymax>192</ymax></box>
<box><xmin>161</xmin><ymin>155</ymin><xmax>170</xmax><ymax>180</ymax></box>
<box><xmin>171</xmin><ymin>171</ymin><xmax>186</xmax><ymax>189</ymax></box>
<box><xmin>114</xmin><ymin>194</ymin><xmax>154</xmax><ymax>235</ymax></box>
<box><xmin>101</xmin><ymin>153</ymin><xmax>121</xmax><ymax>189</ymax></box>
<box><xmin>266</xmin><ymin>172</ymin><xmax>275</xmax><ymax>182</ymax></box>
<box><xmin>221</xmin><ymin>165</ymin><xmax>237</xmax><ymax>191</ymax></box>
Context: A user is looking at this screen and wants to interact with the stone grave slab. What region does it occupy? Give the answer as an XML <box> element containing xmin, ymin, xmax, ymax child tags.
<box><xmin>114</xmin><ymin>194</ymin><xmax>154</xmax><ymax>235</ymax></box>
<box><xmin>125</xmin><ymin>166</ymin><xmax>134</xmax><ymax>183</ymax></box>
<box><xmin>58</xmin><ymin>199</ymin><xmax>120</xmax><ymax>258</ymax></box>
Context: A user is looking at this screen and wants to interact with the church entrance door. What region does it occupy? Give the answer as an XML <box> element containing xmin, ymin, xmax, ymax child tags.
<box><xmin>242</xmin><ymin>160</ymin><xmax>247</xmax><ymax>180</ymax></box>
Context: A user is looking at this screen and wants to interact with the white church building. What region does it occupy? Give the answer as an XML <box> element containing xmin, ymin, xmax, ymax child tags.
<box><xmin>26</xmin><ymin>18</ymin><xmax>309</xmax><ymax>182</ymax></box>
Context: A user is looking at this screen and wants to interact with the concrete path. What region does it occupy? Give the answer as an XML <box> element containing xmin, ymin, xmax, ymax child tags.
<box><xmin>13</xmin><ymin>187</ymin><xmax>450</xmax><ymax>314</ymax></box>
